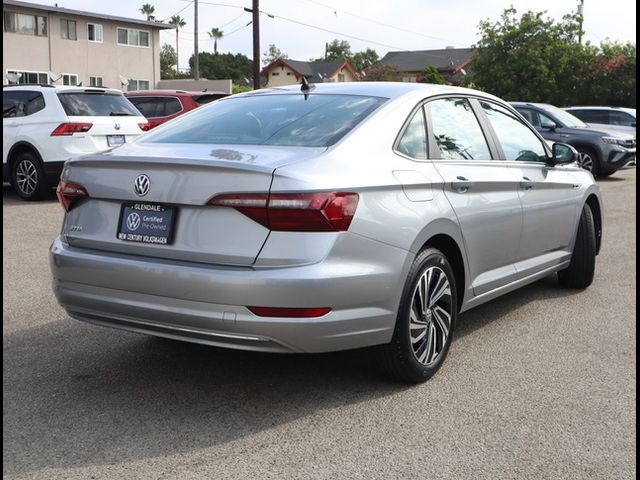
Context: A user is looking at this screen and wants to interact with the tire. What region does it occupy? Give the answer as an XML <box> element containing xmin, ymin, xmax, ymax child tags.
<box><xmin>558</xmin><ymin>204</ymin><xmax>596</xmax><ymax>289</ymax></box>
<box><xmin>11</xmin><ymin>151</ymin><xmax>48</xmax><ymax>201</ymax></box>
<box><xmin>576</xmin><ymin>147</ymin><xmax>599</xmax><ymax>176</ymax></box>
<box><xmin>373</xmin><ymin>248</ymin><xmax>457</xmax><ymax>383</ymax></box>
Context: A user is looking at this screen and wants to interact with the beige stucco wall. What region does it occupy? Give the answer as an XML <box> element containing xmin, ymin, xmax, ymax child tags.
<box><xmin>265</xmin><ymin>65</ymin><xmax>300</xmax><ymax>87</ymax></box>
<box><xmin>3</xmin><ymin>3</ymin><xmax>163</xmax><ymax>89</ymax></box>
<box><xmin>329</xmin><ymin>66</ymin><xmax>357</xmax><ymax>82</ymax></box>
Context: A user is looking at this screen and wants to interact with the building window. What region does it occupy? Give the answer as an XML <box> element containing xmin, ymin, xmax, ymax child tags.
<box><xmin>60</xmin><ymin>19</ymin><xmax>77</xmax><ymax>40</ymax></box>
<box><xmin>62</xmin><ymin>74</ymin><xmax>79</xmax><ymax>86</ymax></box>
<box><xmin>6</xmin><ymin>70</ymin><xmax>49</xmax><ymax>85</ymax></box>
<box><xmin>337</xmin><ymin>73</ymin><xmax>346</xmax><ymax>82</ymax></box>
<box><xmin>402</xmin><ymin>76</ymin><xmax>417</xmax><ymax>83</ymax></box>
<box><xmin>4</xmin><ymin>12</ymin><xmax>47</xmax><ymax>36</ymax></box>
<box><xmin>128</xmin><ymin>80</ymin><xmax>150</xmax><ymax>91</ymax></box>
<box><xmin>87</xmin><ymin>23</ymin><xmax>103</xmax><ymax>42</ymax></box>
<box><xmin>89</xmin><ymin>76</ymin><xmax>104</xmax><ymax>87</ymax></box>
<box><xmin>286</xmin><ymin>72</ymin><xmax>292</xmax><ymax>76</ymax></box>
<box><xmin>272</xmin><ymin>72</ymin><xmax>280</xmax><ymax>76</ymax></box>
<box><xmin>117</xmin><ymin>28</ymin><xmax>150</xmax><ymax>47</ymax></box>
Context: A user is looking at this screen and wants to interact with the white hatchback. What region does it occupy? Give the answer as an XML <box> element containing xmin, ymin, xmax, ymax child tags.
<box><xmin>3</xmin><ymin>85</ymin><xmax>150</xmax><ymax>200</ymax></box>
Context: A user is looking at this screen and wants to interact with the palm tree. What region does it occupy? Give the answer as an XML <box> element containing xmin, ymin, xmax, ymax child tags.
<box><xmin>139</xmin><ymin>4</ymin><xmax>155</xmax><ymax>20</ymax></box>
<box><xmin>169</xmin><ymin>15</ymin><xmax>187</xmax><ymax>72</ymax></box>
<box><xmin>208</xmin><ymin>28</ymin><xmax>224</xmax><ymax>55</ymax></box>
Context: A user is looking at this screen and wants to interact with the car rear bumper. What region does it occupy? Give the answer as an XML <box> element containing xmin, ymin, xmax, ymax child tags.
<box><xmin>50</xmin><ymin>236</ymin><xmax>409</xmax><ymax>353</ymax></box>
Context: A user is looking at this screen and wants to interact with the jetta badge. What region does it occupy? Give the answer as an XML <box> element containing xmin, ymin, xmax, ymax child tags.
<box><xmin>134</xmin><ymin>174</ymin><xmax>150</xmax><ymax>197</ymax></box>
<box><xmin>114</xmin><ymin>123</ymin><xmax>121</xmax><ymax>130</ymax></box>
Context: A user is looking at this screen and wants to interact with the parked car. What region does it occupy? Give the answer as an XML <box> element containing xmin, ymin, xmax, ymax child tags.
<box><xmin>3</xmin><ymin>85</ymin><xmax>150</xmax><ymax>200</ymax></box>
<box><xmin>50</xmin><ymin>82</ymin><xmax>602</xmax><ymax>383</ymax></box>
<box><xmin>124</xmin><ymin>90</ymin><xmax>229</xmax><ymax>129</ymax></box>
<box><xmin>511</xmin><ymin>102</ymin><xmax>636</xmax><ymax>176</ymax></box>
<box><xmin>564</xmin><ymin>106</ymin><xmax>636</xmax><ymax>136</ymax></box>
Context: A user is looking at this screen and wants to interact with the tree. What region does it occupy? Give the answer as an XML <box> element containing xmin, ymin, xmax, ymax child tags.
<box><xmin>351</xmin><ymin>48</ymin><xmax>379</xmax><ymax>71</ymax></box>
<box><xmin>362</xmin><ymin>63</ymin><xmax>400</xmax><ymax>82</ymax></box>
<box><xmin>160</xmin><ymin>44</ymin><xmax>178</xmax><ymax>78</ymax></box>
<box><xmin>190</xmin><ymin>52</ymin><xmax>253</xmax><ymax>83</ymax></box>
<box><xmin>470</xmin><ymin>7</ymin><xmax>585</xmax><ymax>106</ymax></box>
<box><xmin>169</xmin><ymin>15</ymin><xmax>187</xmax><ymax>72</ymax></box>
<box><xmin>421</xmin><ymin>66</ymin><xmax>445</xmax><ymax>84</ymax></box>
<box><xmin>139</xmin><ymin>3</ymin><xmax>155</xmax><ymax>19</ymax></box>
<box><xmin>208</xmin><ymin>27</ymin><xmax>224</xmax><ymax>55</ymax></box>
<box><xmin>324</xmin><ymin>39</ymin><xmax>352</xmax><ymax>61</ymax></box>
<box><xmin>263</xmin><ymin>44</ymin><xmax>288</xmax><ymax>66</ymax></box>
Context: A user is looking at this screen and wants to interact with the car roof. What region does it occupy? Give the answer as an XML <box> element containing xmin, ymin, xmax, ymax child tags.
<box><xmin>238</xmin><ymin>81</ymin><xmax>504</xmax><ymax>102</ymax></box>
<box><xmin>124</xmin><ymin>90</ymin><xmax>227</xmax><ymax>96</ymax></box>
<box><xmin>565</xmin><ymin>106</ymin><xmax>636</xmax><ymax>115</ymax></box>
<box><xmin>3</xmin><ymin>84</ymin><xmax>124</xmax><ymax>95</ymax></box>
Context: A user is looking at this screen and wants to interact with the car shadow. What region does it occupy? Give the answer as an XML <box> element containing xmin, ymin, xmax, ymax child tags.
<box><xmin>3</xmin><ymin>273</ymin><xmax>582</xmax><ymax>475</ymax></box>
<box><xmin>2</xmin><ymin>185</ymin><xmax>57</xmax><ymax>205</ymax></box>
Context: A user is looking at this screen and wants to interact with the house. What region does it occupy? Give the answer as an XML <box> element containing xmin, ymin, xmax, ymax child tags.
<box><xmin>2</xmin><ymin>0</ymin><xmax>173</xmax><ymax>90</ymax></box>
<box><xmin>261</xmin><ymin>59</ymin><xmax>359</xmax><ymax>87</ymax></box>
<box><xmin>379</xmin><ymin>47</ymin><xmax>472</xmax><ymax>84</ymax></box>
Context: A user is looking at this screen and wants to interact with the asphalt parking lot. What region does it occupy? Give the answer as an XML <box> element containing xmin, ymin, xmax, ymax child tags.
<box><xmin>3</xmin><ymin>168</ymin><xmax>636</xmax><ymax>480</ymax></box>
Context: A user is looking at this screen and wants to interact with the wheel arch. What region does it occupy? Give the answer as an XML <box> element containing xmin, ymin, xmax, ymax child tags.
<box><xmin>420</xmin><ymin>233</ymin><xmax>466</xmax><ymax>313</ymax></box>
<box><xmin>7</xmin><ymin>141</ymin><xmax>44</xmax><ymax>179</ymax></box>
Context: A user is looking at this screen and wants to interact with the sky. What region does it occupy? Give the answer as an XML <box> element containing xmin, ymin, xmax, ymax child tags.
<box><xmin>30</xmin><ymin>0</ymin><xmax>637</xmax><ymax>69</ymax></box>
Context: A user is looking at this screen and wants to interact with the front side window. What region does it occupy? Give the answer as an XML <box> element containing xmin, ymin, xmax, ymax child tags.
<box><xmin>3</xmin><ymin>91</ymin><xmax>25</xmax><ymax>118</ymax></box>
<box><xmin>396</xmin><ymin>107</ymin><xmax>427</xmax><ymax>159</ymax></box>
<box><xmin>142</xmin><ymin>94</ymin><xmax>388</xmax><ymax>147</ymax></box>
<box><xmin>87</xmin><ymin>23</ymin><xmax>103</xmax><ymax>42</ymax></box>
<box><xmin>60</xmin><ymin>19</ymin><xmax>77</xmax><ymax>40</ymax></box>
<box><xmin>480</xmin><ymin>101</ymin><xmax>546</xmax><ymax>162</ymax></box>
<box><xmin>428</xmin><ymin>98</ymin><xmax>491</xmax><ymax>160</ymax></box>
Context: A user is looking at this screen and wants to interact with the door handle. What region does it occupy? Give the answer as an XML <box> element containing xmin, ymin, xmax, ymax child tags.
<box><xmin>520</xmin><ymin>176</ymin><xmax>534</xmax><ymax>190</ymax></box>
<box><xmin>451</xmin><ymin>176</ymin><xmax>473</xmax><ymax>193</ymax></box>
<box><xmin>572</xmin><ymin>183</ymin><xmax>581</xmax><ymax>189</ymax></box>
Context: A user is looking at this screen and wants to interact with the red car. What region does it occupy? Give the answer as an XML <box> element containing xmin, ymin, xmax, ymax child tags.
<box><xmin>124</xmin><ymin>90</ymin><xmax>229</xmax><ymax>129</ymax></box>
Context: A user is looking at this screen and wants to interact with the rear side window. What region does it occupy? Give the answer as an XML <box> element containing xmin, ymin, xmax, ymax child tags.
<box><xmin>142</xmin><ymin>94</ymin><xmax>387</xmax><ymax>147</ymax></box>
<box><xmin>58</xmin><ymin>92</ymin><xmax>141</xmax><ymax>117</ymax></box>
<box><xmin>609</xmin><ymin>111</ymin><xmax>635</xmax><ymax>126</ymax></box>
<box><xmin>128</xmin><ymin>96</ymin><xmax>163</xmax><ymax>117</ymax></box>
<box><xmin>427</xmin><ymin>98</ymin><xmax>491</xmax><ymax>160</ymax></box>
<box><xmin>571</xmin><ymin>109</ymin><xmax>608</xmax><ymax>124</ymax></box>
<box><xmin>396</xmin><ymin>107</ymin><xmax>427</xmax><ymax>159</ymax></box>
<box><xmin>23</xmin><ymin>91</ymin><xmax>45</xmax><ymax>115</ymax></box>
<box><xmin>164</xmin><ymin>97</ymin><xmax>182</xmax><ymax>116</ymax></box>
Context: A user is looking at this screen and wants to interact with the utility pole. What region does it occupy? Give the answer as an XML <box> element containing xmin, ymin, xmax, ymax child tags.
<box><xmin>252</xmin><ymin>0</ymin><xmax>260</xmax><ymax>89</ymax></box>
<box><xmin>194</xmin><ymin>0</ymin><xmax>200</xmax><ymax>80</ymax></box>
<box><xmin>577</xmin><ymin>0</ymin><xmax>584</xmax><ymax>44</ymax></box>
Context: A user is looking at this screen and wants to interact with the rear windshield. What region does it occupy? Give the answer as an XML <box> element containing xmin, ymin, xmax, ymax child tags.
<box><xmin>57</xmin><ymin>92</ymin><xmax>142</xmax><ymax>117</ymax></box>
<box><xmin>142</xmin><ymin>94</ymin><xmax>388</xmax><ymax>147</ymax></box>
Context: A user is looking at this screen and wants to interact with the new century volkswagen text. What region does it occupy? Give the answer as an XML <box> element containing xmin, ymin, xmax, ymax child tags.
<box><xmin>49</xmin><ymin>83</ymin><xmax>602</xmax><ymax>383</ymax></box>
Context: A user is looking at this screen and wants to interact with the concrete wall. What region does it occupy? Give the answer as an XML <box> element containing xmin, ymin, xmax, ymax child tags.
<box><xmin>157</xmin><ymin>79</ymin><xmax>232</xmax><ymax>94</ymax></box>
<box><xmin>3</xmin><ymin>3</ymin><xmax>163</xmax><ymax>89</ymax></box>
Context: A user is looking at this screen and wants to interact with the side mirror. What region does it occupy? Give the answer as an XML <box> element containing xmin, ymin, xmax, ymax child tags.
<box><xmin>550</xmin><ymin>142</ymin><xmax>577</xmax><ymax>165</ymax></box>
<box><xmin>540</xmin><ymin>119</ymin><xmax>557</xmax><ymax>130</ymax></box>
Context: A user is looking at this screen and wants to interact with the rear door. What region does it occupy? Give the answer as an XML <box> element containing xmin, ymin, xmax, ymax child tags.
<box><xmin>426</xmin><ymin>96</ymin><xmax>523</xmax><ymax>295</ymax></box>
<box><xmin>477</xmin><ymin>100</ymin><xmax>581</xmax><ymax>277</ymax></box>
<box><xmin>3</xmin><ymin>90</ymin><xmax>24</xmax><ymax>165</ymax></box>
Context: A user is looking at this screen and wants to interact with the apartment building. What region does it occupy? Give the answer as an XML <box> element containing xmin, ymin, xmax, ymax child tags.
<box><xmin>2</xmin><ymin>0</ymin><xmax>173</xmax><ymax>90</ymax></box>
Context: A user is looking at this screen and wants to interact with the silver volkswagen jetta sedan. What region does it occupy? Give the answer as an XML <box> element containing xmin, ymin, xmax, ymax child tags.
<box><xmin>50</xmin><ymin>82</ymin><xmax>602</xmax><ymax>383</ymax></box>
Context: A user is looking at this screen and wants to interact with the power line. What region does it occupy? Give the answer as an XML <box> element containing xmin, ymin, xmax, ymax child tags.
<box><xmin>183</xmin><ymin>0</ymin><xmax>245</xmax><ymax>10</ymax></box>
<box><xmin>301</xmin><ymin>0</ymin><xmax>466</xmax><ymax>46</ymax></box>
<box><xmin>160</xmin><ymin>1</ymin><xmax>194</xmax><ymax>22</ymax></box>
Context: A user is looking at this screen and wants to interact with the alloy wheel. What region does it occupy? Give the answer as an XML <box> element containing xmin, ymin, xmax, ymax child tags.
<box><xmin>577</xmin><ymin>152</ymin><xmax>594</xmax><ymax>172</ymax></box>
<box><xmin>409</xmin><ymin>266</ymin><xmax>452</xmax><ymax>366</ymax></box>
<box><xmin>16</xmin><ymin>159</ymin><xmax>38</xmax><ymax>195</ymax></box>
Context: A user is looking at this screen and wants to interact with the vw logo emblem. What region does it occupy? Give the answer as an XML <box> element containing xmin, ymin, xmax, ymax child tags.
<box><xmin>134</xmin><ymin>174</ymin><xmax>150</xmax><ymax>197</ymax></box>
<box><xmin>126</xmin><ymin>212</ymin><xmax>141</xmax><ymax>231</ymax></box>
<box><xmin>114</xmin><ymin>123</ymin><xmax>121</xmax><ymax>130</ymax></box>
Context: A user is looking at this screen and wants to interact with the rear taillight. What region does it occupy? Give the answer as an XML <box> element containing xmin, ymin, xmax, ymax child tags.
<box><xmin>138</xmin><ymin>122</ymin><xmax>152</xmax><ymax>131</ymax></box>
<box><xmin>56</xmin><ymin>180</ymin><xmax>88</xmax><ymax>212</ymax></box>
<box><xmin>50</xmin><ymin>123</ymin><xmax>93</xmax><ymax>136</ymax></box>
<box><xmin>208</xmin><ymin>192</ymin><xmax>359</xmax><ymax>232</ymax></box>
<box><xmin>247</xmin><ymin>306</ymin><xmax>331</xmax><ymax>318</ymax></box>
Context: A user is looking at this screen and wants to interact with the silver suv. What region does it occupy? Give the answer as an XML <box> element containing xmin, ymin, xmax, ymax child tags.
<box><xmin>49</xmin><ymin>83</ymin><xmax>602</xmax><ymax>383</ymax></box>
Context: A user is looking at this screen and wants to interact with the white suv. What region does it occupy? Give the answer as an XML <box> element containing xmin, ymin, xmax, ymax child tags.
<box><xmin>3</xmin><ymin>85</ymin><xmax>150</xmax><ymax>200</ymax></box>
